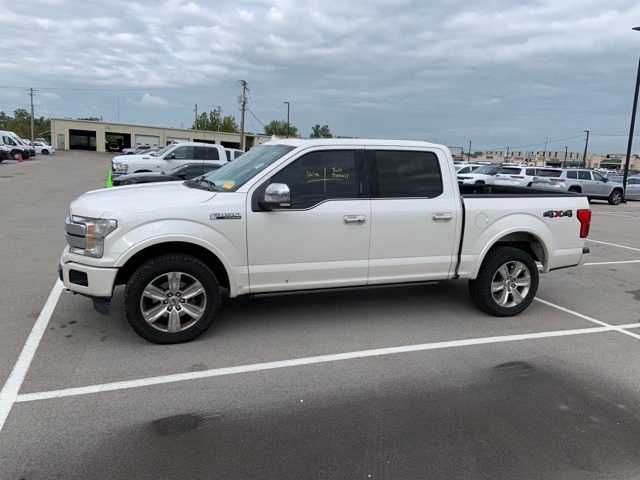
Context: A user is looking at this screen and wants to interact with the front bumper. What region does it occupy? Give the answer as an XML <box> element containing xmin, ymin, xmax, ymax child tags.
<box><xmin>60</xmin><ymin>259</ymin><xmax>119</xmax><ymax>298</ymax></box>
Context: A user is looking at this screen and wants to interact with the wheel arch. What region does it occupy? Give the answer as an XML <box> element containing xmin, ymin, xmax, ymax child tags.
<box><xmin>473</xmin><ymin>229</ymin><xmax>549</xmax><ymax>279</ymax></box>
<box><xmin>115</xmin><ymin>241</ymin><xmax>230</xmax><ymax>294</ymax></box>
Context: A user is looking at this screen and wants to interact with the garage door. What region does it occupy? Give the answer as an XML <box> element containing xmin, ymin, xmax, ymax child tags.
<box><xmin>134</xmin><ymin>135</ymin><xmax>160</xmax><ymax>146</ymax></box>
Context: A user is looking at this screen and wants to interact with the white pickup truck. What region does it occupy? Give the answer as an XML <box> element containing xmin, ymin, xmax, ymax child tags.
<box><xmin>60</xmin><ymin>139</ymin><xmax>591</xmax><ymax>343</ymax></box>
<box><xmin>111</xmin><ymin>142</ymin><xmax>227</xmax><ymax>177</ymax></box>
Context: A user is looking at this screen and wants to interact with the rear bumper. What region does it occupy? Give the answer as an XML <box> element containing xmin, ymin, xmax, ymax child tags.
<box><xmin>60</xmin><ymin>260</ymin><xmax>118</xmax><ymax>299</ymax></box>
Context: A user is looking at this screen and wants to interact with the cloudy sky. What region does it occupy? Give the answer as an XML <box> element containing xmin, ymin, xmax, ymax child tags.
<box><xmin>2</xmin><ymin>0</ymin><xmax>640</xmax><ymax>153</ymax></box>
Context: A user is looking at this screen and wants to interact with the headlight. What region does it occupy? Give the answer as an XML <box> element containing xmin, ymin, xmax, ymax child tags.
<box><xmin>112</xmin><ymin>162</ymin><xmax>128</xmax><ymax>174</ymax></box>
<box><xmin>67</xmin><ymin>216</ymin><xmax>118</xmax><ymax>258</ymax></box>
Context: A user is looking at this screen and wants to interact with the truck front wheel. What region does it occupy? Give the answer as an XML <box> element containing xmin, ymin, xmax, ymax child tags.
<box><xmin>125</xmin><ymin>254</ymin><xmax>221</xmax><ymax>343</ymax></box>
<box><xmin>469</xmin><ymin>247</ymin><xmax>539</xmax><ymax>316</ymax></box>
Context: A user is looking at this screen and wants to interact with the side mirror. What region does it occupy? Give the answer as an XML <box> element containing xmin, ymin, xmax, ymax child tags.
<box><xmin>260</xmin><ymin>183</ymin><xmax>291</xmax><ymax>210</ymax></box>
<box><xmin>603</xmin><ymin>178</ymin><xmax>609</xmax><ymax>182</ymax></box>
<box><xmin>166</xmin><ymin>153</ymin><xmax>176</xmax><ymax>160</ymax></box>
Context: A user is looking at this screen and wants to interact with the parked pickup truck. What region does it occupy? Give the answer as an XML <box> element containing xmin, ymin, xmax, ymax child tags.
<box><xmin>60</xmin><ymin>139</ymin><xmax>591</xmax><ymax>344</ymax></box>
<box><xmin>110</xmin><ymin>142</ymin><xmax>227</xmax><ymax>177</ymax></box>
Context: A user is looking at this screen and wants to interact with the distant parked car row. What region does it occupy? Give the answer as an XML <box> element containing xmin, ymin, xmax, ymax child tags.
<box><xmin>0</xmin><ymin>130</ymin><xmax>55</xmax><ymax>162</ymax></box>
<box><xmin>109</xmin><ymin>141</ymin><xmax>243</xmax><ymax>186</ymax></box>
<box><xmin>456</xmin><ymin>162</ymin><xmax>637</xmax><ymax>204</ymax></box>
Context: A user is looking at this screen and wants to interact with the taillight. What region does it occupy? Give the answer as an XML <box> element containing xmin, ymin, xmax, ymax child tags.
<box><xmin>577</xmin><ymin>209</ymin><xmax>592</xmax><ymax>238</ymax></box>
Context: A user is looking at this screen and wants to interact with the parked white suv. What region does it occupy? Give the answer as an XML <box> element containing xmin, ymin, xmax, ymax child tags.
<box><xmin>61</xmin><ymin>139</ymin><xmax>591</xmax><ymax>344</ymax></box>
<box><xmin>457</xmin><ymin>164</ymin><xmax>501</xmax><ymax>185</ymax></box>
<box><xmin>494</xmin><ymin>166</ymin><xmax>563</xmax><ymax>188</ymax></box>
<box><xmin>111</xmin><ymin>142</ymin><xmax>227</xmax><ymax>176</ymax></box>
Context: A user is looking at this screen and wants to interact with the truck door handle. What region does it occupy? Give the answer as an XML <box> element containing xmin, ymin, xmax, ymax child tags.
<box><xmin>343</xmin><ymin>215</ymin><xmax>367</xmax><ymax>224</ymax></box>
<box><xmin>432</xmin><ymin>212</ymin><xmax>453</xmax><ymax>221</ymax></box>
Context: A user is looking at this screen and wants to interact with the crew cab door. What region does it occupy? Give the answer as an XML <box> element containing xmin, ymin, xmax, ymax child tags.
<box><xmin>591</xmin><ymin>171</ymin><xmax>611</xmax><ymax>196</ymax></box>
<box><xmin>366</xmin><ymin>148</ymin><xmax>459</xmax><ymax>283</ymax></box>
<box><xmin>246</xmin><ymin>147</ymin><xmax>370</xmax><ymax>292</ymax></box>
<box><xmin>165</xmin><ymin>145</ymin><xmax>194</xmax><ymax>170</ymax></box>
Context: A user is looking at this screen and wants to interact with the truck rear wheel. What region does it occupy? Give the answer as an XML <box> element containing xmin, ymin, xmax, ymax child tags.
<box><xmin>469</xmin><ymin>247</ymin><xmax>539</xmax><ymax>316</ymax></box>
<box><xmin>125</xmin><ymin>254</ymin><xmax>221</xmax><ymax>344</ymax></box>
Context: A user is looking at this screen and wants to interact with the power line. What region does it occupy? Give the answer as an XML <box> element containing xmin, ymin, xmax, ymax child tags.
<box><xmin>247</xmin><ymin>107</ymin><xmax>266</xmax><ymax>128</ymax></box>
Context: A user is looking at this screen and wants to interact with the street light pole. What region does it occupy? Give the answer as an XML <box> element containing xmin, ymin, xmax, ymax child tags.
<box><xmin>468</xmin><ymin>140</ymin><xmax>472</xmax><ymax>162</ymax></box>
<box><xmin>623</xmin><ymin>27</ymin><xmax>640</xmax><ymax>202</ymax></box>
<box><xmin>283</xmin><ymin>101</ymin><xmax>290</xmax><ymax>138</ymax></box>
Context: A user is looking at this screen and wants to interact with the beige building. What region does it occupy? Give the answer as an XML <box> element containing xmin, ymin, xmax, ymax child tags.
<box><xmin>50</xmin><ymin>118</ymin><xmax>270</xmax><ymax>153</ymax></box>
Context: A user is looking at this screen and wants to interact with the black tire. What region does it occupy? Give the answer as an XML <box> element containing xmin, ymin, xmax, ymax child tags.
<box><xmin>475</xmin><ymin>180</ymin><xmax>485</xmax><ymax>185</ymax></box>
<box><xmin>608</xmin><ymin>188</ymin><xmax>623</xmax><ymax>205</ymax></box>
<box><xmin>568</xmin><ymin>186</ymin><xmax>581</xmax><ymax>193</ymax></box>
<box><xmin>125</xmin><ymin>254</ymin><xmax>221</xmax><ymax>344</ymax></box>
<box><xmin>42</xmin><ymin>149</ymin><xmax>49</xmax><ymax>155</ymax></box>
<box><xmin>469</xmin><ymin>246</ymin><xmax>539</xmax><ymax>317</ymax></box>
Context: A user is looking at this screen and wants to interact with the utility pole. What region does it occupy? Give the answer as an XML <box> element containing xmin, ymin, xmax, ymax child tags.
<box><xmin>283</xmin><ymin>101</ymin><xmax>290</xmax><ymax>138</ymax></box>
<box><xmin>506</xmin><ymin>145</ymin><xmax>510</xmax><ymax>162</ymax></box>
<box><xmin>194</xmin><ymin>104</ymin><xmax>198</xmax><ymax>129</ymax></box>
<box><xmin>239</xmin><ymin>80</ymin><xmax>248</xmax><ymax>150</ymax></box>
<box><xmin>543</xmin><ymin>136</ymin><xmax>549</xmax><ymax>166</ymax></box>
<box><xmin>216</xmin><ymin>105</ymin><xmax>222</xmax><ymax>132</ymax></box>
<box><xmin>468</xmin><ymin>140</ymin><xmax>472</xmax><ymax>162</ymax></box>
<box><xmin>563</xmin><ymin>146</ymin><xmax>568</xmax><ymax>167</ymax></box>
<box><xmin>623</xmin><ymin>52</ymin><xmax>640</xmax><ymax>201</ymax></box>
<box><xmin>582</xmin><ymin>129</ymin><xmax>590</xmax><ymax>168</ymax></box>
<box><xmin>29</xmin><ymin>88</ymin><xmax>36</xmax><ymax>141</ymax></box>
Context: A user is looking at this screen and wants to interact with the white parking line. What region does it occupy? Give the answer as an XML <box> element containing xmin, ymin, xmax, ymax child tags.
<box><xmin>15</xmin><ymin>322</ymin><xmax>640</xmax><ymax>403</ymax></box>
<box><xmin>0</xmin><ymin>281</ymin><xmax>63</xmax><ymax>431</ymax></box>
<box><xmin>588</xmin><ymin>239</ymin><xmax>640</xmax><ymax>253</ymax></box>
<box><xmin>583</xmin><ymin>259</ymin><xmax>640</xmax><ymax>266</ymax></box>
<box><xmin>535</xmin><ymin>298</ymin><xmax>640</xmax><ymax>340</ymax></box>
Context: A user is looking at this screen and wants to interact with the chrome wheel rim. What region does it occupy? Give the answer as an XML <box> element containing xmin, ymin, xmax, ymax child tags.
<box><xmin>491</xmin><ymin>261</ymin><xmax>531</xmax><ymax>308</ymax></box>
<box><xmin>139</xmin><ymin>272</ymin><xmax>207</xmax><ymax>333</ymax></box>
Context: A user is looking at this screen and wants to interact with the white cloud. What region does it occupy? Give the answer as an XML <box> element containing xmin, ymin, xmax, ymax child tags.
<box><xmin>139</xmin><ymin>93</ymin><xmax>169</xmax><ymax>106</ymax></box>
<box><xmin>1</xmin><ymin>0</ymin><xmax>640</xmax><ymax>150</ymax></box>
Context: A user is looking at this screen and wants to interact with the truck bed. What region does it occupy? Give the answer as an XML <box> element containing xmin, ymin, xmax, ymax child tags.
<box><xmin>459</xmin><ymin>183</ymin><xmax>581</xmax><ymax>197</ymax></box>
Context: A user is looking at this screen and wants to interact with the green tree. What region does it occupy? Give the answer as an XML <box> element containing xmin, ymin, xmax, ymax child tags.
<box><xmin>192</xmin><ymin>108</ymin><xmax>239</xmax><ymax>133</ymax></box>
<box><xmin>264</xmin><ymin>120</ymin><xmax>298</xmax><ymax>137</ymax></box>
<box><xmin>0</xmin><ymin>109</ymin><xmax>50</xmax><ymax>140</ymax></box>
<box><xmin>310</xmin><ymin>124</ymin><xmax>333</xmax><ymax>138</ymax></box>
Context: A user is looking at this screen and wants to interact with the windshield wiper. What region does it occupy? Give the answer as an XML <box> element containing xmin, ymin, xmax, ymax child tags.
<box><xmin>183</xmin><ymin>177</ymin><xmax>220</xmax><ymax>191</ymax></box>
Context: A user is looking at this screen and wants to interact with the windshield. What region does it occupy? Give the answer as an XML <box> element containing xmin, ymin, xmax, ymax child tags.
<box><xmin>195</xmin><ymin>144</ymin><xmax>295</xmax><ymax>191</ymax></box>
<box><xmin>474</xmin><ymin>165</ymin><xmax>500</xmax><ymax>175</ymax></box>
<box><xmin>153</xmin><ymin>144</ymin><xmax>174</xmax><ymax>157</ymax></box>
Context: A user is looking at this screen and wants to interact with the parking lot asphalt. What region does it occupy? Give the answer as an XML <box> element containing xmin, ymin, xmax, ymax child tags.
<box><xmin>1</xmin><ymin>153</ymin><xmax>640</xmax><ymax>479</ymax></box>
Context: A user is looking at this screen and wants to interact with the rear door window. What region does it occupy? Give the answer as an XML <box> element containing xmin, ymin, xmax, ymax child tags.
<box><xmin>566</xmin><ymin>171</ymin><xmax>578</xmax><ymax>179</ymax></box>
<box><xmin>526</xmin><ymin>168</ymin><xmax>536</xmax><ymax>176</ymax></box>
<box><xmin>372</xmin><ymin>150</ymin><xmax>443</xmax><ymax>198</ymax></box>
<box><xmin>499</xmin><ymin>167</ymin><xmax>522</xmax><ymax>175</ymax></box>
<box><xmin>205</xmin><ymin>147</ymin><xmax>219</xmax><ymax>161</ymax></box>
<box><xmin>193</xmin><ymin>147</ymin><xmax>208</xmax><ymax>160</ymax></box>
<box><xmin>536</xmin><ymin>169</ymin><xmax>562</xmax><ymax>177</ymax></box>
<box><xmin>578</xmin><ymin>171</ymin><xmax>592</xmax><ymax>180</ymax></box>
